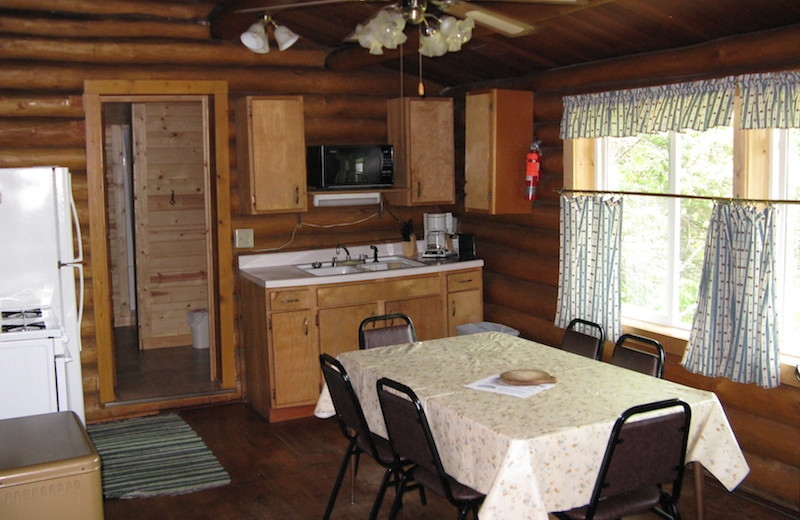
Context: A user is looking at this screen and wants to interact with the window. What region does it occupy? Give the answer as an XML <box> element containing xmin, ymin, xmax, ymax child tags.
<box><xmin>597</xmin><ymin>127</ymin><xmax>733</xmax><ymax>329</ymax></box>
<box><xmin>772</xmin><ymin>128</ymin><xmax>800</xmax><ymax>360</ymax></box>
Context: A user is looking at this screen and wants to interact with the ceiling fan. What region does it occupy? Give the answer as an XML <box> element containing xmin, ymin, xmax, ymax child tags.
<box><xmin>214</xmin><ymin>0</ymin><xmax>587</xmax><ymax>58</ymax></box>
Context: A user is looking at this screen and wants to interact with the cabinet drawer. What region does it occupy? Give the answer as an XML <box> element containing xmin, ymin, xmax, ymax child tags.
<box><xmin>317</xmin><ymin>275</ymin><xmax>441</xmax><ymax>307</ymax></box>
<box><xmin>447</xmin><ymin>270</ymin><xmax>482</xmax><ymax>292</ymax></box>
<box><xmin>269</xmin><ymin>289</ymin><xmax>312</xmax><ymax>311</ymax></box>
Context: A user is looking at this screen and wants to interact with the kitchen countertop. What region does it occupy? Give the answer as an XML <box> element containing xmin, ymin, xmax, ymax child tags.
<box><xmin>238</xmin><ymin>241</ymin><xmax>483</xmax><ymax>289</ymax></box>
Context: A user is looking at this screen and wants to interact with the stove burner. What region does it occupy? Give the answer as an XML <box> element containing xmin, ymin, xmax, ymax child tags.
<box><xmin>2</xmin><ymin>321</ymin><xmax>46</xmax><ymax>332</ymax></box>
<box><xmin>2</xmin><ymin>309</ymin><xmax>43</xmax><ymax>319</ymax></box>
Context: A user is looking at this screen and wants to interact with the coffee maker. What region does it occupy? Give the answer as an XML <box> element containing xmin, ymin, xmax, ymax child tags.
<box><xmin>423</xmin><ymin>213</ymin><xmax>455</xmax><ymax>258</ymax></box>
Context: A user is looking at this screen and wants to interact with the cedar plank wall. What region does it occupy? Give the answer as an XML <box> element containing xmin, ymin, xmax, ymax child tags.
<box><xmin>0</xmin><ymin>4</ymin><xmax>449</xmax><ymax>417</ymax></box>
<box><xmin>451</xmin><ymin>26</ymin><xmax>800</xmax><ymax>510</ymax></box>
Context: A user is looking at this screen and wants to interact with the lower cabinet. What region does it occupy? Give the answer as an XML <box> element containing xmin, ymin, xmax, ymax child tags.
<box><xmin>240</xmin><ymin>267</ymin><xmax>482</xmax><ymax>422</ymax></box>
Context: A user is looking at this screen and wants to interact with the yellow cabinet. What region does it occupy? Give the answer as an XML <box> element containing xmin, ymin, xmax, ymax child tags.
<box><xmin>465</xmin><ymin>89</ymin><xmax>533</xmax><ymax>214</ymax></box>
<box><xmin>268</xmin><ymin>309</ymin><xmax>317</xmax><ymax>407</ymax></box>
<box><xmin>240</xmin><ymin>267</ymin><xmax>480</xmax><ymax>422</ymax></box>
<box><xmin>236</xmin><ymin>96</ymin><xmax>307</xmax><ymax>214</ymax></box>
<box><xmin>386</xmin><ymin>97</ymin><xmax>455</xmax><ymax>206</ymax></box>
<box><xmin>446</xmin><ymin>269</ymin><xmax>483</xmax><ymax>336</ymax></box>
<box><xmin>318</xmin><ymin>302</ymin><xmax>379</xmax><ymax>358</ymax></box>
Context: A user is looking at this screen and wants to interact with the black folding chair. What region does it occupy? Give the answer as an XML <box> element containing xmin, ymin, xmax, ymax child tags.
<box><xmin>319</xmin><ymin>353</ymin><xmax>399</xmax><ymax>520</ymax></box>
<box><xmin>610</xmin><ymin>333</ymin><xmax>666</xmax><ymax>378</ymax></box>
<box><xmin>377</xmin><ymin>377</ymin><xmax>485</xmax><ymax>520</ymax></box>
<box><xmin>555</xmin><ymin>399</ymin><xmax>692</xmax><ymax>520</ymax></box>
<box><xmin>359</xmin><ymin>313</ymin><xmax>417</xmax><ymax>349</ymax></box>
<box><xmin>560</xmin><ymin>318</ymin><xmax>605</xmax><ymax>360</ymax></box>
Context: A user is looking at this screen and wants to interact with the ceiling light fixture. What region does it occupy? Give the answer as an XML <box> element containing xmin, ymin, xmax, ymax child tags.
<box><xmin>355</xmin><ymin>0</ymin><xmax>474</xmax><ymax>58</ymax></box>
<box><xmin>240</xmin><ymin>15</ymin><xmax>300</xmax><ymax>54</ymax></box>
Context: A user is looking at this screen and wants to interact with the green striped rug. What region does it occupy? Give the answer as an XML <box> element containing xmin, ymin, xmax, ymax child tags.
<box><xmin>87</xmin><ymin>413</ymin><xmax>231</xmax><ymax>499</ymax></box>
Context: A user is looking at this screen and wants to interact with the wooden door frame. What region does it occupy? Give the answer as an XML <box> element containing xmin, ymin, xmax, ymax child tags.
<box><xmin>84</xmin><ymin>80</ymin><xmax>235</xmax><ymax>405</ymax></box>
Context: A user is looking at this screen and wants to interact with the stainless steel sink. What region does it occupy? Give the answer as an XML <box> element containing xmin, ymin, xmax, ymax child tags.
<box><xmin>297</xmin><ymin>264</ymin><xmax>363</xmax><ymax>276</ymax></box>
<box><xmin>297</xmin><ymin>256</ymin><xmax>425</xmax><ymax>276</ymax></box>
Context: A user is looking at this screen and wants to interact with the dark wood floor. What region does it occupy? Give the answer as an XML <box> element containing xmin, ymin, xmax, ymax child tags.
<box><xmin>102</xmin><ymin>403</ymin><xmax>798</xmax><ymax>520</ymax></box>
<box><xmin>113</xmin><ymin>326</ymin><xmax>220</xmax><ymax>403</ymax></box>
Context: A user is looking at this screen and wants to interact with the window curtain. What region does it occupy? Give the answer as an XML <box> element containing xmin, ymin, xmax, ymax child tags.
<box><xmin>561</xmin><ymin>76</ymin><xmax>737</xmax><ymax>139</ymax></box>
<box><xmin>739</xmin><ymin>72</ymin><xmax>800</xmax><ymax>129</ymax></box>
<box><xmin>682</xmin><ymin>203</ymin><xmax>781</xmax><ymax>388</ymax></box>
<box><xmin>555</xmin><ymin>195</ymin><xmax>623</xmax><ymax>341</ymax></box>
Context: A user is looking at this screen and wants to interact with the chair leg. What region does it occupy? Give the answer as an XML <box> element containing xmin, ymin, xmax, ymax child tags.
<box><xmin>323</xmin><ymin>438</ymin><xmax>357</xmax><ymax>520</ymax></box>
<box><xmin>387</xmin><ymin>473</ymin><xmax>409</xmax><ymax>520</ymax></box>
<box><xmin>368</xmin><ymin>466</ymin><xmax>396</xmax><ymax>520</ymax></box>
<box><xmin>350</xmin><ymin>451</ymin><xmax>361</xmax><ymax>504</ymax></box>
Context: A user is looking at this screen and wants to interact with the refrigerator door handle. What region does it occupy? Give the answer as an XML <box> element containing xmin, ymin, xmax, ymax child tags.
<box><xmin>68</xmin><ymin>175</ymin><xmax>84</xmax><ymax>264</ymax></box>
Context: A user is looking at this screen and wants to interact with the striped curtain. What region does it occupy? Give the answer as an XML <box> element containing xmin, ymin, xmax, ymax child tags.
<box><xmin>682</xmin><ymin>204</ymin><xmax>781</xmax><ymax>388</ymax></box>
<box><xmin>739</xmin><ymin>72</ymin><xmax>800</xmax><ymax>129</ymax></box>
<box><xmin>561</xmin><ymin>76</ymin><xmax>736</xmax><ymax>139</ymax></box>
<box><xmin>555</xmin><ymin>195</ymin><xmax>623</xmax><ymax>341</ymax></box>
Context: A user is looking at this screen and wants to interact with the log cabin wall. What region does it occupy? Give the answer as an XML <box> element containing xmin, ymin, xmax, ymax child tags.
<box><xmin>0</xmin><ymin>3</ymin><xmax>450</xmax><ymax>421</ymax></box>
<box><xmin>451</xmin><ymin>26</ymin><xmax>800</xmax><ymax>510</ymax></box>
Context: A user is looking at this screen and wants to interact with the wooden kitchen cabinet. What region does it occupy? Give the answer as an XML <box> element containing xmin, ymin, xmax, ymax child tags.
<box><xmin>385</xmin><ymin>97</ymin><xmax>455</xmax><ymax>206</ymax></box>
<box><xmin>465</xmin><ymin>89</ymin><xmax>533</xmax><ymax>214</ymax></box>
<box><xmin>318</xmin><ymin>302</ymin><xmax>378</xmax><ymax>358</ymax></box>
<box><xmin>235</xmin><ymin>96</ymin><xmax>307</xmax><ymax>214</ymax></box>
<box><xmin>240</xmin><ymin>268</ymin><xmax>480</xmax><ymax>422</ymax></box>
<box><xmin>446</xmin><ymin>269</ymin><xmax>484</xmax><ymax>336</ymax></box>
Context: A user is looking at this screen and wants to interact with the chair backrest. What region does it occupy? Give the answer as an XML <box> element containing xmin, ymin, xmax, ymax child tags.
<box><xmin>376</xmin><ymin>377</ymin><xmax>456</xmax><ymax>503</ymax></box>
<box><xmin>560</xmin><ymin>318</ymin><xmax>605</xmax><ymax>360</ymax></box>
<box><xmin>319</xmin><ymin>353</ymin><xmax>379</xmax><ymax>456</ymax></box>
<box><xmin>610</xmin><ymin>333</ymin><xmax>665</xmax><ymax>378</ymax></box>
<box><xmin>359</xmin><ymin>313</ymin><xmax>417</xmax><ymax>349</ymax></box>
<box><xmin>586</xmin><ymin>399</ymin><xmax>691</xmax><ymax>518</ymax></box>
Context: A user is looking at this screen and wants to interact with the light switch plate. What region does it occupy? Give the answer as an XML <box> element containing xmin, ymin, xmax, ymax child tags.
<box><xmin>234</xmin><ymin>228</ymin><xmax>254</xmax><ymax>248</ymax></box>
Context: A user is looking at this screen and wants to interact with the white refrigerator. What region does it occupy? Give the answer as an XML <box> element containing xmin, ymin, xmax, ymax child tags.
<box><xmin>0</xmin><ymin>167</ymin><xmax>85</xmax><ymax>424</ymax></box>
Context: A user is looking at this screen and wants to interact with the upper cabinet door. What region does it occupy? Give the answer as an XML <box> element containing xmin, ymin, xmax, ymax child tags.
<box><xmin>236</xmin><ymin>96</ymin><xmax>307</xmax><ymax>214</ymax></box>
<box><xmin>465</xmin><ymin>89</ymin><xmax>534</xmax><ymax>214</ymax></box>
<box><xmin>386</xmin><ymin>97</ymin><xmax>455</xmax><ymax>206</ymax></box>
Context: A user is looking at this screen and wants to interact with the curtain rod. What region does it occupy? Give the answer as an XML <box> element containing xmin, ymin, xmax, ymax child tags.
<box><xmin>556</xmin><ymin>188</ymin><xmax>800</xmax><ymax>205</ymax></box>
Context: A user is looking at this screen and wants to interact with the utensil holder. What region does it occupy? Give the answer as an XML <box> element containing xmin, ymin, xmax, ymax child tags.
<box><xmin>402</xmin><ymin>234</ymin><xmax>417</xmax><ymax>257</ymax></box>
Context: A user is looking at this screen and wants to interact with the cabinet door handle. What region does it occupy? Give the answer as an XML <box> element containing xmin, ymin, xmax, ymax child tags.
<box><xmin>295</xmin><ymin>186</ymin><xmax>299</xmax><ymax>204</ymax></box>
<box><xmin>452</xmin><ymin>300</ymin><xmax>456</xmax><ymax>317</ymax></box>
<box><xmin>417</xmin><ymin>181</ymin><xmax>422</xmax><ymax>197</ymax></box>
<box><xmin>458</xmin><ymin>279</ymin><xmax>473</xmax><ymax>284</ymax></box>
<box><xmin>281</xmin><ymin>298</ymin><xmax>300</xmax><ymax>303</ymax></box>
<box><xmin>303</xmin><ymin>317</ymin><xmax>309</xmax><ymax>335</ymax></box>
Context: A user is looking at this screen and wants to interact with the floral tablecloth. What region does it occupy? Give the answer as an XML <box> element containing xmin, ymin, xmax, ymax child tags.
<box><xmin>314</xmin><ymin>332</ymin><xmax>749</xmax><ymax>520</ymax></box>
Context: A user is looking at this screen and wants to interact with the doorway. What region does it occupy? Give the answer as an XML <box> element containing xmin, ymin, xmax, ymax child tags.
<box><xmin>84</xmin><ymin>80</ymin><xmax>236</xmax><ymax>411</ymax></box>
<box><xmin>103</xmin><ymin>100</ymin><xmax>217</xmax><ymax>402</ymax></box>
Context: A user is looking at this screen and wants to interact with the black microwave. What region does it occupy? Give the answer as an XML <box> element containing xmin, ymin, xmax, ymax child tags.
<box><xmin>307</xmin><ymin>145</ymin><xmax>394</xmax><ymax>190</ymax></box>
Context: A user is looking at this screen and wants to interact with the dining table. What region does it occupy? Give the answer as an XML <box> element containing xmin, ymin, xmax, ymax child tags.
<box><xmin>314</xmin><ymin>331</ymin><xmax>749</xmax><ymax>520</ymax></box>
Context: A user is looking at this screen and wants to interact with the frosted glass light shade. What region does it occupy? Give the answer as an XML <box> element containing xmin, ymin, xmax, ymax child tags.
<box><xmin>241</xmin><ymin>22</ymin><xmax>269</xmax><ymax>53</ymax></box>
<box><xmin>274</xmin><ymin>25</ymin><xmax>300</xmax><ymax>51</ymax></box>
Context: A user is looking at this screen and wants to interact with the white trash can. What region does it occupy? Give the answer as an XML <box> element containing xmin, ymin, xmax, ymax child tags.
<box><xmin>186</xmin><ymin>309</ymin><xmax>209</xmax><ymax>350</ymax></box>
<box><xmin>456</xmin><ymin>321</ymin><xmax>520</xmax><ymax>337</ymax></box>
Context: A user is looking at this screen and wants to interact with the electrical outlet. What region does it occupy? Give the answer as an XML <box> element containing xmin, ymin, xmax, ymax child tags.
<box><xmin>234</xmin><ymin>228</ymin><xmax>254</xmax><ymax>249</ymax></box>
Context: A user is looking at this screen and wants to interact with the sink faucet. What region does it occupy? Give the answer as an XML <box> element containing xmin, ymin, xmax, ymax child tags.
<box><xmin>336</xmin><ymin>244</ymin><xmax>350</xmax><ymax>260</ymax></box>
<box><xmin>370</xmin><ymin>245</ymin><xmax>379</xmax><ymax>263</ymax></box>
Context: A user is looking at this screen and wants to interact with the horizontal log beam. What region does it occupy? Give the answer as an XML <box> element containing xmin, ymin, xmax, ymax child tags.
<box><xmin>0</xmin><ymin>148</ymin><xmax>85</xmax><ymax>169</ymax></box>
<box><xmin>0</xmin><ymin>0</ymin><xmax>213</xmax><ymax>20</ymax></box>
<box><xmin>0</xmin><ymin>36</ymin><xmax>326</xmax><ymax>68</ymax></box>
<box><xmin>0</xmin><ymin>119</ymin><xmax>85</xmax><ymax>147</ymax></box>
<box><xmin>0</xmin><ymin>94</ymin><xmax>84</xmax><ymax>118</ymax></box>
<box><xmin>458</xmin><ymin>216</ymin><xmax>560</xmax><ymax>258</ymax></box>
<box><xmin>0</xmin><ymin>62</ymin><xmax>410</xmax><ymax>96</ymax></box>
<box><xmin>0</xmin><ymin>14</ymin><xmax>209</xmax><ymax>39</ymax></box>
<box><xmin>480</xmin><ymin>243</ymin><xmax>559</xmax><ymax>287</ymax></box>
<box><xmin>483</xmin><ymin>271</ymin><xmax>557</xmax><ymax>319</ymax></box>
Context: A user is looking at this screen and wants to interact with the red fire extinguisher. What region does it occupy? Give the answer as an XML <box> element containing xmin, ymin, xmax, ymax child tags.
<box><xmin>525</xmin><ymin>139</ymin><xmax>542</xmax><ymax>201</ymax></box>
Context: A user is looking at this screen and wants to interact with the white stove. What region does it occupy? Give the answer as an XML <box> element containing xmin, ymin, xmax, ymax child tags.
<box><xmin>0</xmin><ymin>167</ymin><xmax>85</xmax><ymax>423</ymax></box>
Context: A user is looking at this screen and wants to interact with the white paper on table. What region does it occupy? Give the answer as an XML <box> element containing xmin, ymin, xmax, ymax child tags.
<box><xmin>466</xmin><ymin>374</ymin><xmax>554</xmax><ymax>398</ymax></box>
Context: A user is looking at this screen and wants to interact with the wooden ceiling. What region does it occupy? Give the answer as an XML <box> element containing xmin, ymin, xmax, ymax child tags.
<box><xmin>209</xmin><ymin>0</ymin><xmax>800</xmax><ymax>87</ymax></box>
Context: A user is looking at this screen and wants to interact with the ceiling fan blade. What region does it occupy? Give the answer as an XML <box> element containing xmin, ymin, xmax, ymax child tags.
<box><xmin>441</xmin><ymin>0</ymin><xmax>536</xmax><ymax>37</ymax></box>
<box><xmin>234</xmin><ymin>0</ymin><xmax>383</xmax><ymax>14</ymax></box>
